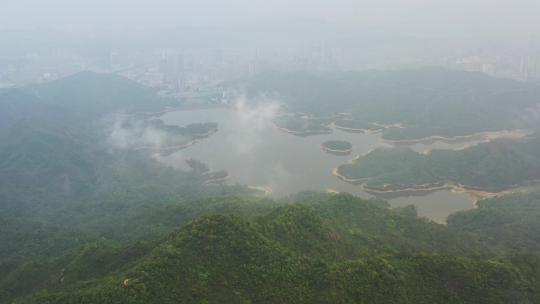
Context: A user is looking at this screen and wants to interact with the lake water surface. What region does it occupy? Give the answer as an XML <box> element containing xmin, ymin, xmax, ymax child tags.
<box><xmin>161</xmin><ymin>107</ymin><xmax>476</xmax><ymax>223</ymax></box>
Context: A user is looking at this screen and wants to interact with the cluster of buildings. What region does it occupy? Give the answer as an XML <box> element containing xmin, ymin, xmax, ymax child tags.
<box><xmin>444</xmin><ymin>53</ymin><xmax>539</xmax><ymax>81</ymax></box>
<box><xmin>442</xmin><ymin>40</ymin><xmax>540</xmax><ymax>81</ymax></box>
<box><xmin>1</xmin><ymin>36</ymin><xmax>538</xmax><ymax>94</ymax></box>
<box><xmin>113</xmin><ymin>44</ymin><xmax>341</xmax><ymax>100</ymax></box>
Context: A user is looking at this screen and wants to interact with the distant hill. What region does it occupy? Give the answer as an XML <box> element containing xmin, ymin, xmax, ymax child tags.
<box><xmin>25</xmin><ymin>71</ymin><xmax>174</xmax><ymax>118</ymax></box>
<box><xmin>242</xmin><ymin>68</ymin><xmax>540</xmax><ymax>140</ymax></box>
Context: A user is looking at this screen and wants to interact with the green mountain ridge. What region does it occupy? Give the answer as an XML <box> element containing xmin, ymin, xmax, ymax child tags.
<box><xmin>9</xmin><ymin>193</ymin><xmax>540</xmax><ymax>304</ymax></box>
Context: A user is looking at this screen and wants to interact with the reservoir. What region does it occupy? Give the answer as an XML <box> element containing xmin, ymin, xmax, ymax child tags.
<box><xmin>161</xmin><ymin>106</ymin><xmax>476</xmax><ymax>223</ymax></box>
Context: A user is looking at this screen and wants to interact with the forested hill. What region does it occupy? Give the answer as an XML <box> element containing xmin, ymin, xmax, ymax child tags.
<box><xmin>448</xmin><ymin>191</ymin><xmax>540</xmax><ymax>254</ymax></box>
<box><xmin>241</xmin><ymin>68</ymin><xmax>540</xmax><ymax>140</ymax></box>
<box><xmin>25</xmin><ymin>71</ymin><xmax>174</xmax><ymax>118</ymax></box>
<box><xmin>6</xmin><ymin>193</ymin><xmax>540</xmax><ymax>304</ymax></box>
<box><xmin>0</xmin><ymin>72</ymin><xmax>237</xmax><ymax>259</ymax></box>
<box><xmin>337</xmin><ymin>136</ymin><xmax>540</xmax><ymax>192</ymax></box>
<box><xmin>0</xmin><ymin>72</ymin><xmax>174</xmax><ymax>217</ymax></box>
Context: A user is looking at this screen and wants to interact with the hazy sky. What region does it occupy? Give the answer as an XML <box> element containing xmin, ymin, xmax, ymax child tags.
<box><xmin>1</xmin><ymin>0</ymin><xmax>539</xmax><ymax>38</ymax></box>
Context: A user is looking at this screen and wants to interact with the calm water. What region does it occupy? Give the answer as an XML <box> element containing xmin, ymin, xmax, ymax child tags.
<box><xmin>389</xmin><ymin>191</ymin><xmax>474</xmax><ymax>223</ymax></box>
<box><xmin>161</xmin><ymin>107</ymin><xmax>475</xmax><ymax>223</ymax></box>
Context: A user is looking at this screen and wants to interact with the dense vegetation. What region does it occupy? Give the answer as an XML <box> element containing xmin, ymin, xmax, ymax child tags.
<box><xmin>25</xmin><ymin>71</ymin><xmax>174</xmax><ymax>119</ymax></box>
<box><xmin>338</xmin><ymin>137</ymin><xmax>540</xmax><ymax>192</ymax></box>
<box><xmin>448</xmin><ymin>191</ymin><xmax>540</xmax><ymax>254</ymax></box>
<box><xmin>4</xmin><ymin>193</ymin><xmax>540</xmax><ymax>304</ymax></box>
<box><xmin>3</xmin><ymin>71</ymin><xmax>540</xmax><ymax>303</ymax></box>
<box><xmin>243</xmin><ymin>69</ymin><xmax>540</xmax><ymax>140</ymax></box>
<box><xmin>0</xmin><ymin>71</ymin><xmax>247</xmax><ymax>260</ymax></box>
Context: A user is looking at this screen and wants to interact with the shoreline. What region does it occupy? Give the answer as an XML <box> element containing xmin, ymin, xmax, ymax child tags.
<box><xmin>332</xmin><ymin>168</ymin><xmax>369</xmax><ymax>184</ymax></box>
<box><xmin>383</xmin><ymin>129</ymin><xmax>532</xmax><ymax>145</ymax></box>
<box><xmin>362</xmin><ymin>183</ymin><xmax>453</xmax><ymax>199</ymax></box>
<box><xmin>333</xmin><ymin>165</ymin><xmax>540</xmax><ymax>201</ymax></box>
<box><xmin>191</xmin><ymin>127</ymin><xmax>218</xmax><ymax>139</ymax></box>
<box><xmin>322</xmin><ymin>147</ymin><xmax>352</xmax><ymax>155</ymax></box>
<box><xmin>274</xmin><ymin>124</ymin><xmax>333</xmax><ymax>137</ymax></box>
<box><xmin>321</xmin><ymin>143</ymin><xmax>353</xmax><ymax>155</ymax></box>
<box><xmin>133</xmin><ymin>141</ymin><xmax>196</xmax><ymax>153</ymax></box>
<box><xmin>344</xmin><ymin>148</ymin><xmax>376</xmax><ymax>164</ymax></box>
<box><xmin>333</xmin><ymin>123</ymin><xmax>382</xmax><ymax>134</ymax></box>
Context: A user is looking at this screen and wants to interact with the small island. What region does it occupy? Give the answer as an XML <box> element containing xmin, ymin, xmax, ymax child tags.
<box><xmin>321</xmin><ymin>140</ymin><xmax>353</xmax><ymax>155</ymax></box>
<box><xmin>274</xmin><ymin>115</ymin><xmax>333</xmax><ymax>137</ymax></box>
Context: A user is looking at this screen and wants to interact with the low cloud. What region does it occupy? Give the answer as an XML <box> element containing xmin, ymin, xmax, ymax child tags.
<box><xmin>228</xmin><ymin>95</ymin><xmax>282</xmax><ymax>155</ymax></box>
<box><xmin>107</xmin><ymin>115</ymin><xmax>190</xmax><ymax>150</ymax></box>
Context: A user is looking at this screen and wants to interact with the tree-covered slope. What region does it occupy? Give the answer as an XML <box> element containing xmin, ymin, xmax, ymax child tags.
<box><xmin>448</xmin><ymin>191</ymin><xmax>540</xmax><ymax>254</ymax></box>
<box><xmin>337</xmin><ymin>136</ymin><xmax>540</xmax><ymax>192</ymax></box>
<box><xmin>242</xmin><ymin>68</ymin><xmax>540</xmax><ymax>140</ymax></box>
<box><xmin>13</xmin><ymin>194</ymin><xmax>540</xmax><ymax>304</ymax></box>
<box><xmin>25</xmin><ymin>71</ymin><xmax>174</xmax><ymax>118</ymax></box>
<box><xmin>273</xmin><ymin>193</ymin><xmax>489</xmax><ymax>257</ymax></box>
<box><xmin>0</xmin><ymin>73</ymin><xmax>238</xmax><ymax>261</ymax></box>
<box><xmin>0</xmin><ymin>71</ymin><xmax>175</xmax><ymax>212</ymax></box>
<box><xmin>0</xmin><ymin>89</ymin><xmax>105</xmax><ymax>216</ymax></box>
